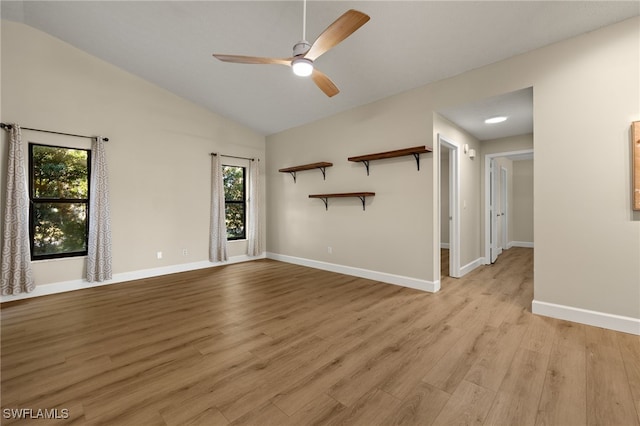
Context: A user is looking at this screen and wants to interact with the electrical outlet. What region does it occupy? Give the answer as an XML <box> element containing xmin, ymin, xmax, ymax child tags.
<box><xmin>328</xmin><ymin>246</ymin><xmax>332</xmax><ymax>254</ymax></box>
<box><xmin>156</xmin><ymin>251</ymin><xmax>163</xmax><ymax>259</ymax></box>
<box><xmin>182</xmin><ymin>249</ymin><xmax>188</xmax><ymax>256</ymax></box>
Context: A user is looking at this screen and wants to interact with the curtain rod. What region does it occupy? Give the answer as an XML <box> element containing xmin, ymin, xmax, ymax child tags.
<box><xmin>210</xmin><ymin>153</ymin><xmax>256</xmax><ymax>161</ymax></box>
<box><xmin>0</xmin><ymin>123</ymin><xmax>109</xmax><ymax>142</ymax></box>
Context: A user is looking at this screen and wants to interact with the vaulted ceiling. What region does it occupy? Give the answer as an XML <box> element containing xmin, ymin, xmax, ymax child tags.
<box><xmin>2</xmin><ymin>1</ymin><xmax>638</xmax><ymax>137</ymax></box>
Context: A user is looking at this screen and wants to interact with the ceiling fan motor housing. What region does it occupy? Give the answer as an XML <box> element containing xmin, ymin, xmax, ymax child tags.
<box><xmin>293</xmin><ymin>40</ymin><xmax>312</xmax><ymax>57</ymax></box>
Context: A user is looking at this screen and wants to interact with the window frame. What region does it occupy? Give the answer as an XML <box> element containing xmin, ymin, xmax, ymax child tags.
<box><xmin>28</xmin><ymin>142</ymin><xmax>92</xmax><ymax>261</ymax></box>
<box><xmin>222</xmin><ymin>164</ymin><xmax>247</xmax><ymax>241</ymax></box>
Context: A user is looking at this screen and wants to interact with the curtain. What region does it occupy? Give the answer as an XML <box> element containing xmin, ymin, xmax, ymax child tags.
<box><xmin>247</xmin><ymin>159</ymin><xmax>262</xmax><ymax>256</ymax></box>
<box><xmin>210</xmin><ymin>154</ymin><xmax>228</xmax><ymax>262</ymax></box>
<box><xmin>1</xmin><ymin>124</ymin><xmax>35</xmax><ymax>295</ymax></box>
<box><xmin>86</xmin><ymin>137</ymin><xmax>112</xmax><ymax>282</ymax></box>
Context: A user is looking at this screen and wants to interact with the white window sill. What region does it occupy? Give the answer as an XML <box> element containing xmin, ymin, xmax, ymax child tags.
<box><xmin>31</xmin><ymin>255</ymin><xmax>87</xmax><ymax>264</ymax></box>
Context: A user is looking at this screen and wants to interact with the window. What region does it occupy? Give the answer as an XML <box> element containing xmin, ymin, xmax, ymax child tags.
<box><xmin>222</xmin><ymin>165</ymin><xmax>246</xmax><ymax>240</ymax></box>
<box><xmin>29</xmin><ymin>143</ymin><xmax>91</xmax><ymax>260</ymax></box>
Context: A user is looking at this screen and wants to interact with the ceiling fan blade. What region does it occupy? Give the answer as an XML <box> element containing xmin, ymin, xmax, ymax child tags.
<box><xmin>304</xmin><ymin>9</ymin><xmax>370</xmax><ymax>61</ymax></box>
<box><xmin>312</xmin><ymin>69</ymin><xmax>339</xmax><ymax>97</ymax></box>
<box><xmin>213</xmin><ymin>54</ymin><xmax>292</xmax><ymax>66</ymax></box>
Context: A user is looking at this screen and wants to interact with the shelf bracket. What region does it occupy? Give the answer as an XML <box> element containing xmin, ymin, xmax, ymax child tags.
<box><xmin>288</xmin><ymin>171</ymin><xmax>297</xmax><ymax>183</ymax></box>
<box><xmin>319</xmin><ymin>166</ymin><xmax>327</xmax><ymax>180</ymax></box>
<box><xmin>362</xmin><ymin>160</ymin><xmax>370</xmax><ymax>176</ymax></box>
<box><xmin>320</xmin><ymin>197</ymin><xmax>328</xmax><ymax>210</ymax></box>
<box><xmin>413</xmin><ymin>153</ymin><xmax>421</xmax><ymax>171</ymax></box>
<box><xmin>358</xmin><ymin>196</ymin><xmax>367</xmax><ymax>211</ymax></box>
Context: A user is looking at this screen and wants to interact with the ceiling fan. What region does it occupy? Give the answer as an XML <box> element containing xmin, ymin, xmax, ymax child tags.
<box><xmin>212</xmin><ymin>1</ymin><xmax>370</xmax><ymax>97</ymax></box>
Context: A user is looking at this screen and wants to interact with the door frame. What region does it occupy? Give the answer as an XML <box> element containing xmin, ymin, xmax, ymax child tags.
<box><xmin>484</xmin><ymin>149</ymin><xmax>533</xmax><ymax>263</ymax></box>
<box><xmin>490</xmin><ymin>158</ymin><xmax>500</xmax><ymax>263</ymax></box>
<box><xmin>438</xmin><ymin>134</ymin><xmax>461</xmax><ymax>278</ymax></box>
<box><xmin>500</xmin><ymin>166</ymin><xmax>508</xmax><ymax>251</ymax></box>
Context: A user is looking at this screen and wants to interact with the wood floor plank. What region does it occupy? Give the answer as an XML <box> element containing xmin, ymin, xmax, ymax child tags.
<box><xmin>285</xmin><ymin>393</ymin><xmax>347</xmax><ymax>426</ymax></box>
<box><xmin>422</xmin><ymin>322</ymin><xmax>498</xmax><ymax>394</ymax></box>
<box><xmin>520</xmin><ymin>314</ymin><xmax>558</xmax><ymax>355</ymax></box>
<box><xmin>3</xmin><ymin>354</ymin><xmax>113</xmax><ymax>403</ymax></box>
<box><xmin>553</xmin><ymin>319</ymin><xmax>587</xmax><ymax>351</ymax></box>
<box><xmin>326</xmin><ymin>316</ymin><xmax>452</xmax><ymax>407</ymax></box>
<box><xmin>483</xmin><ymin>347</ymin><xmax>549</xmax><ymax>426</ymax></box>
<box><xmin>430</xmin><ymin>380</ymin><xmax>495</xmax><ymax>426</ymax></box>
<box><xmin>381</xmin><ymin>381</ymin><xmax>450</xmax><ymax>426</ymax></box>
<box><xmin>586</xmin><ymin>327</ymin><xmax>640</xmax><ymax>426</ymax></box>
<box><xmin>535</xmin><ymin>342</ymin><xmax>586</xmax><ymax>426</ymax></box>
<box><xmin>379</xmin><ymin>323</ymin><xmax>466</xmax><ymax>399</ymax></box>
<box><xmin>463</xmin><ymin>316</ymin><xmax>527</xmax><ymax>392</ymax></box>
<box><xmin>80</xmin><ymin>349</ymin><xmax>207</xmax><ymax>421</ymax></box>
<box><xmin>160</xmin><ymin>395</ymin><xmax>229</xmax><ymax>426</ymax></box>
<box><xmin>216</xmin><ymin>337</ymin><xmax>338</xmax><ymax>421</ymax></box>
<box><xmin>323</xmin><ymin>388</ymin><xmax>403</xmax><ymax>426</ymax></box>
<box><xmin>227</xmin><ymin>401</ymin><xmax>289</xmax><ymax>426</ymax></box>
<box><xmin>326</xmin><ymin>330</ymin><xmax>414</xmax><ymax>406</ymax></box>
<box><xmin>618</xmin><ymin>333</ymin><xmax>640</xmax><ymax>424</ymax></box>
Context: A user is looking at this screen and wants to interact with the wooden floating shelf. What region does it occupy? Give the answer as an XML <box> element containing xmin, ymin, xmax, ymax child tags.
<box><xmin>279</xmin><ymin>162</ymin><xmax>333</xmax><ymax>183</ymax></box>
<box><xmin>348</xmin><ymin>145</ymin><xmax>432</xmax><ymax>175</ymax></box>
<box><xmin>309</xmin><ymin>192</ymin><xmax>375</xmax><ymax>211</ymax></box>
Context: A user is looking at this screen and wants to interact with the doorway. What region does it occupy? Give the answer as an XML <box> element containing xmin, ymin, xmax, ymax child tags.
<box><xmin>489</xmin><ymin>159</ymin><xmax>508</xmax><ymax>262</ymax></box>
<box><xmin>485</xmin><ymin>150</ymin><xmax>534</xmax><ymax>263</ymax></box>
<box><xmin>500</xmin><ymin>166</ymin><xmax>508</xmax><ymax>251</ymax></box>
<box><xmin>439</xmin><ymin>134</ymin><xmax>460</xmax><ymax>278</ymax></box>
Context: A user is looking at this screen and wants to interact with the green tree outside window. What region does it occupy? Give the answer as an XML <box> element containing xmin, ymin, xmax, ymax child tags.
<box><xmin>222</xmin><ymin>165</ymin><xmax>246</xmax><ymax>240</ymax></box>
<box><xmin>29</xmin><ymin>144</ymin><xmax>90</xmax><ymax>259</ymax></box>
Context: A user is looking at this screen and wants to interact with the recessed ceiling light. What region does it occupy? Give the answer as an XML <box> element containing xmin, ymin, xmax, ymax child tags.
<box><xmin>485</xmin><ymin>116</ymin><xmax>508</xmax><ymax>124</ymax></box>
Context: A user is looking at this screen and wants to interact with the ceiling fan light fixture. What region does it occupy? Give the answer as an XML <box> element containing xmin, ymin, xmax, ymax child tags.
<box><xmin>211</xmin><ymin>8</ymin><xmax>369</xmax><ymax>96</ymax></box>
<box><xmin>485</xmin><ymin>116</ymin><xmax>508</xmax><ymax>124</ymax></box>
<box><xmin>292</xmin><ymin>57</ymin><xmax>313</xmax><ymax>77</ymax></box>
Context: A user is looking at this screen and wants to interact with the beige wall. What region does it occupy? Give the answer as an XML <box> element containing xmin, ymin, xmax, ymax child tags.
<box><xmin>513</xmin><ymin>159</ymin><xmax>534</xmax><ymax>243</ymax></box>
<box><xmin>481</xmin><ymin>134</ymin><xmax>534</xmax><ymax>157</ymax></box>
<box><xmin>265</xmin><ymin>104</ymin><xmax>434</xmax><ymax>279</ymax></box>
<box><xmin>0</xmin><ymin>21</ymin><xmax>266</xmax><ymax>287</ymax></box>
<box><xmin>267</xmin><ymin>17</ymin><xmax>640</xmax><ymax>319</ymax></box>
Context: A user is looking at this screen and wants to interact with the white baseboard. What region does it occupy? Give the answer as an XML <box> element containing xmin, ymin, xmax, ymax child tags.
<box><xmin>0</xmin><ymin>253</ymin><xmax>266</xmax><ymax>303</ymax></box>
<box><xmin>440</xmin><ymin>243</ymin><xmax>450</xmax><ymax>249</ymax></box>
<box><xmin>532</xmin><ymin>300</ymin><xmax>640</xmax><ymax>335</ymax></box>
<box><xmin>266</xmin><ymin>252</ymin><xmax>440</xmax><ymax>293</ymax></box>
<box><xmin>460</xmin><ymin>257</ymin><xmax>484</xmax><ymax>276</ymax></box>
<box><xmin>508</xmin><ymin>241</ymin><xmax>534</xmax><ymax>248</ymax></box>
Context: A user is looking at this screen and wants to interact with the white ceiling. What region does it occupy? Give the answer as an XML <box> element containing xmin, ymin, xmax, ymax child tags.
<box><xmin>2</xmin><ymin>1</ymin><xmax>639</xmax><ymax>137</ymax></box>
<box><xmin>439</xmin><ymin>87</ymin><xmax>533</xmax><ymax>141</ymax></box>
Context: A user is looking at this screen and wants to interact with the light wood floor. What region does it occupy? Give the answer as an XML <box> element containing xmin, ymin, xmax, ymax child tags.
<box><xmin>441</xmin><ymin>248</ymin><xmax>449</xmax><ymax>279</ymax></box>
<box><xmin>2</xmin><ymin>248</ymin><xmax>639</xmax><ymax>425</ymax></box>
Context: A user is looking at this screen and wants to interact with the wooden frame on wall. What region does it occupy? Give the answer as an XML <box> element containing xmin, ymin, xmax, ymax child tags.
<box><xmin>633</xmin><ymin>121</ymin><xmax>640</xmax><ymax>211</ymax></box>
